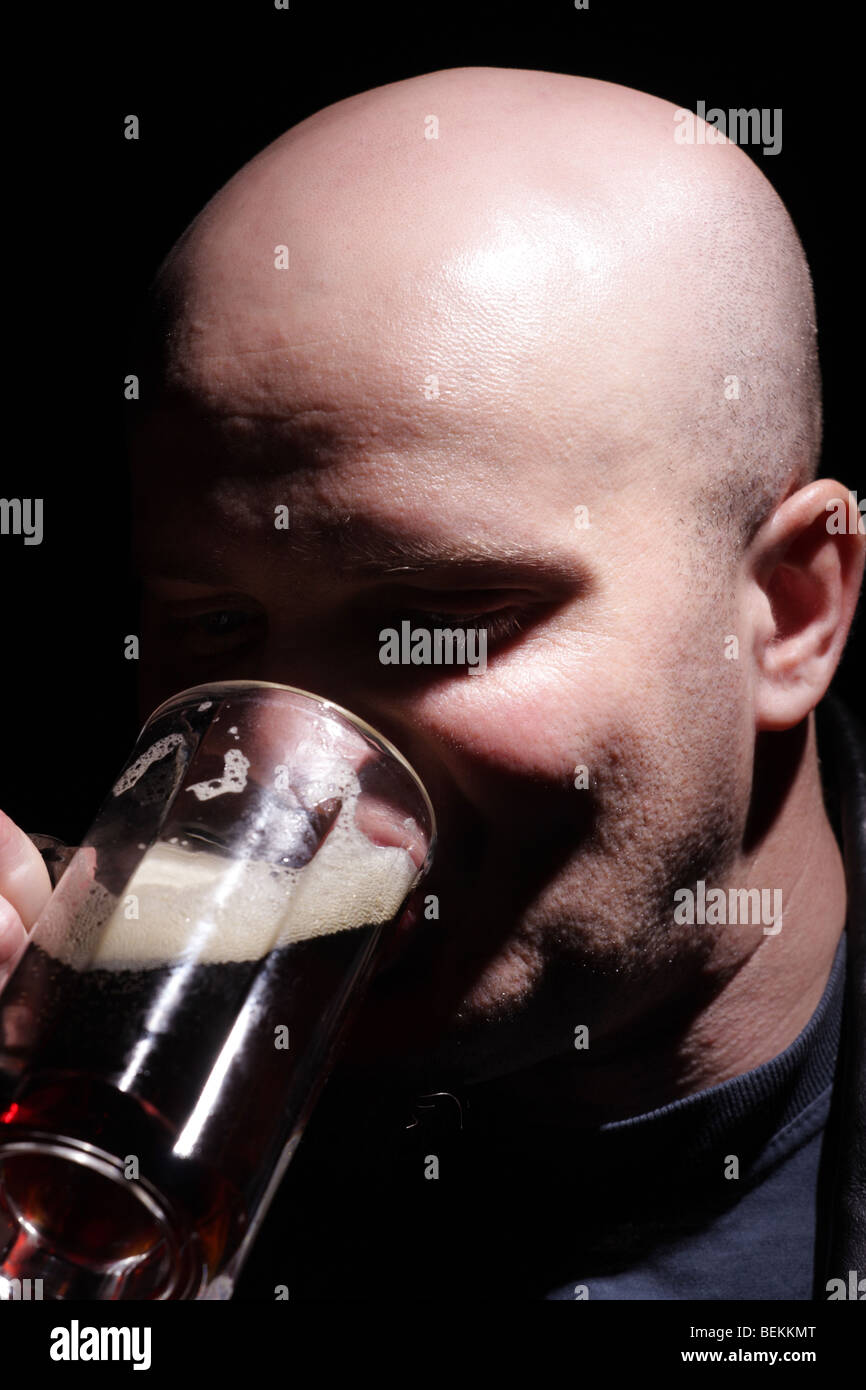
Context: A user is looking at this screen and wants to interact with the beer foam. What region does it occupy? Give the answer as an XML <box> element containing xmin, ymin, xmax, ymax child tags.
<box><xmin>112</xmin><ymin>734</ymin><xmax>185</xmax><ymax>796</ymax></box>
<box><xmin>36</xmin><ymin>872</ymin><xmax>118</xmax><ymax>968</ymax></box>
<box><xmin>89</xmin><ymin>778</ymin><xmax>417</xmax><ymax>969</ymax></box>
<box><xmin>186</xmin><ymin>747</ymin><xmax>250</xmax><ymax>801</ymax></box>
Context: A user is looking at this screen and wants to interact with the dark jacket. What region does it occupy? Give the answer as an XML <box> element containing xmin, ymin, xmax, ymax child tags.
<box><xmin>813</xmin><ymin>696</ymin><xmax>866</xmax><ymax>1295</ymax></box>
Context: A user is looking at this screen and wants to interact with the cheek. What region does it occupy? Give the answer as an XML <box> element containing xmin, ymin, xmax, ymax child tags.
<box><xmin>377</xmin><ymin>637</ymin><xmax>655</xmax><ymax>844</ymax></box>
<box><xmin>396</xmin><ymin>640</ymin><xmax>587</xmax><ymax>789</ymax></box>
<box><xmin>387</xmin><ymin>565</ymin><xmax>749</xmax><ymax>839</ymax></box>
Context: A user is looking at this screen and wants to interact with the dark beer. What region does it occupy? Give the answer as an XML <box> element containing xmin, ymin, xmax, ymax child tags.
<box><xmin>0</xmin><ymin>830</ymin><xmax>415</xmax><ymax>1298</ymax></box>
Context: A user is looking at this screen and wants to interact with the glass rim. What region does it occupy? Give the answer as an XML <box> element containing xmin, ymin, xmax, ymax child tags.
<box><xmin>144</xmin><ymin>679</ymin><xmax>437</xmax><ymax>842</ymax></box>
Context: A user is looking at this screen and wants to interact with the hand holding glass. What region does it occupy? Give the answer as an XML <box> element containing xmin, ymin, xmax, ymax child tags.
<box><xmin>0</xmin><ymin>682</ymin><xmax>434</xmax><ymax>1300</ymax></box>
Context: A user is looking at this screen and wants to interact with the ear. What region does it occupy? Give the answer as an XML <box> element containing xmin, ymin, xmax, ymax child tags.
<box><xmin>749</xmin><ymin>480</ymin><xmax>865</xmax><ymax>732</ymax></box>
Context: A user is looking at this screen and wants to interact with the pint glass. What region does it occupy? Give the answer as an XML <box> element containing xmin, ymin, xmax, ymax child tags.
<box><xmin>0</xmin><ymin>682</ymin><xmax>434</xmax><ymax>1299</ymax></box>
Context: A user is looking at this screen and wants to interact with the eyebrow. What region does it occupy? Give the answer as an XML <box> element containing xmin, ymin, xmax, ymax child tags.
<box><xmin>138</xmin><ymin>507</ymin><xmax>583</xmax><ymax>589</ymax></box>
<box><xmin>339</xmin><ymin>538</ymin><xmax>569</xmax><ymax>579</ymax></box>
<box><xmin>275</xmin><ymin>517</ymin><xmax>579</xmax><ymax>584</ymax></box>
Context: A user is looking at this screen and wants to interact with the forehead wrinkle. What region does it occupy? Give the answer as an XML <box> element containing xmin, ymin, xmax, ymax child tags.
<box><xmin>154</xmin><ymin>390</ymin><xmax>440</xmax><ymax>452</ymax></box>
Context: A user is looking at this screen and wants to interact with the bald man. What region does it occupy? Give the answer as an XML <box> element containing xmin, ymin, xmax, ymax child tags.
<box><xmin>1</xmin><ymin>68</ymin><xmax>864</xmax><ymax>1302</ymax></box>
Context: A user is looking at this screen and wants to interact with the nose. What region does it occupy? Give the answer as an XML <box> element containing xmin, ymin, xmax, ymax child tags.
<box><xmin>245</xmin><ymin>633</ymin><xmax>488</xmax><ymax>867</ymax></box>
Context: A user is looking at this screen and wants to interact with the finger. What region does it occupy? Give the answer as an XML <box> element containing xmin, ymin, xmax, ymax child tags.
<box><xmin>0</xmin><ymin>809</ymin><xmax>52</xmax><ymax>928</ymax></box>
<box><xmin>0</xmin><ymin>895</ymin><xmax>27</xmax><ymax>974</ymax></box>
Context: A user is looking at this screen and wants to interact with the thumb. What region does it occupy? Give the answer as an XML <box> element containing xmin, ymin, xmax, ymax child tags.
<box><xmin>0</xmin><ymin>811</ymin><xmax>52</xmax><ymax>961</ymax></box>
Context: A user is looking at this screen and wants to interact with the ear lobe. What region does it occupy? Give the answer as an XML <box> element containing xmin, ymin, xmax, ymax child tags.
<box><xmin>751</xmin><ymin>480</ymin><xmax>865</xmax><ymax>732</ymax></box>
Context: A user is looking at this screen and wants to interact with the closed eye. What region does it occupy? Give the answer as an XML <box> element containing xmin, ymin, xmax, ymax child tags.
<box><xmin>159</xmin><ymin>605</ymin><xmax>267</xmax><ymax>656</ymax></box>
<box><xmin>190</xmin><ymin>611</ymin><xmax>255</xmax><ymax>636</ymax></box>
<box><xmin>395</xmin><ymin>607</ymin><xmax>525</xmax><ymax>644</ymax></box>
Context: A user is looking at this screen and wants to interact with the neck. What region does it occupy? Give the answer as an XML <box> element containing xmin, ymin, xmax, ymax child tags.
<box><xmin>466</xmin><ymin>716</ymin><xmax>847</xmax><ymax>1128</ymax></box>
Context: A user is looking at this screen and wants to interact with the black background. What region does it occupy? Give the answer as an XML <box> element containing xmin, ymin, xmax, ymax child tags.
<box><xmin>4</xmin><ymin>2</ymin><xmax>862</xmax><ymax>836</ymax></box>
<box><xmin>0</xmin><ymin>0</ymin><xmax>863</xmax><ymax>1343</ymax></box>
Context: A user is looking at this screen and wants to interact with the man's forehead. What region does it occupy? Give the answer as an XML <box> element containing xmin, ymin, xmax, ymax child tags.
<box><xmin>132</xmin><ymin>376</ymin><xmax>664</xmax><ymax>536</ymax></box>
<box><xmin>142</xmin><ymin>251</ymin><xmax>683</xmax><ymax>507</ymax></box>
<box><xmin>160</xmin><ymin>211</ymin><xmax>614</xmax><ymax>427</ymax></box>
<box><xmin>158</xmin><ymin>109</ymin><xmax>703</xmax><ymax>425</ymax></box>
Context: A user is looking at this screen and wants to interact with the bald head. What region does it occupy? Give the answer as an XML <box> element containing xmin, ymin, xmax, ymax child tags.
<box><xmin>143</xmin><ymin>67</ymin><xmax>820</xmax><ymax>554</ymax></box>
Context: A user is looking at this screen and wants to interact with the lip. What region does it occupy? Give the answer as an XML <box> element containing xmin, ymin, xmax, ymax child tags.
<box><xmin>354</xmin><ymin>797</ymin><xmax>436</xmax><ymax>973</ymax></box>
<box><xmin>357</xmin><ymin>797</ymin><xmax>432</xmax><ymax>871</ymax></box>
